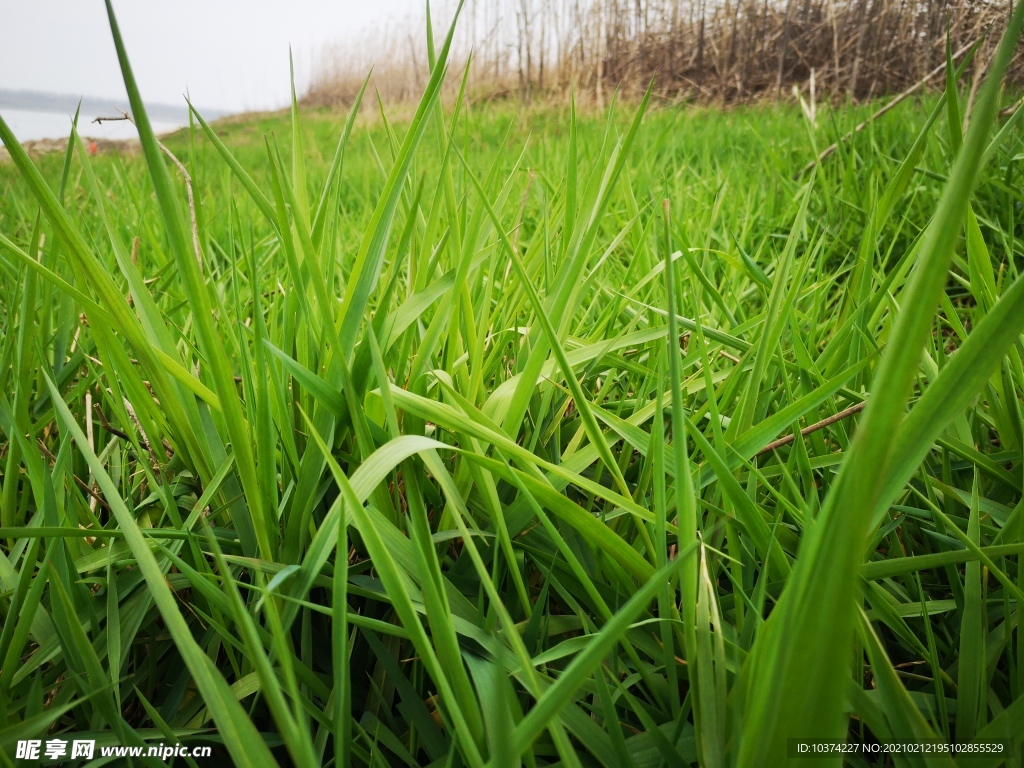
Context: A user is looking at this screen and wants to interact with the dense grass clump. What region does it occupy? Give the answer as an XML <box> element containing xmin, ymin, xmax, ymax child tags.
<box><xmin>4</xmin><ymin>4</ymin><xmax>1024</xmax><ymax>766</ymax></box>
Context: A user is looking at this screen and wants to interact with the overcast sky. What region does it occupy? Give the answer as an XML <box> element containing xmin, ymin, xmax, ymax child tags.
<box><xmin>0</xmin><ymin>0</ymin><xmax>424</xmax><ymax>113</ymax></box>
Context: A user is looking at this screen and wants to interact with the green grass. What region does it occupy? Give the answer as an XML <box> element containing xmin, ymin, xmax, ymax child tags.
<box><xmin>3</xmin><ymin>4</ymin><xmax>1024</xmax><ymax>765</ymax></box>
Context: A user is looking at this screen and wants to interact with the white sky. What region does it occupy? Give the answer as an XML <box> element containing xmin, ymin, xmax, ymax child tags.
<box><xmin>0</xmin><ymin>0</ymin><xmax>424</xmax><ymax>113</ymax></box>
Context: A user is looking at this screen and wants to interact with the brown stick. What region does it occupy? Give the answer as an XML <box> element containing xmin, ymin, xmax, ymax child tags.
<box><xmin>41</xmin><ymin>436</ymin><xmax>111</xmax><ymax>513</ymax></box>
<box><xmin>99</xmin><ymin>422</ymin><xmax>132</xmax><ymax>442</ymax></box>
<box><xmin>797</xmin><ymin>40</ymin><xmax>976</xmax><ymax>177</ymax></box>
<box><xmin>755</xmin><ymin>401</ymin><xmax>866</xmax><ymax>456</ymax></box>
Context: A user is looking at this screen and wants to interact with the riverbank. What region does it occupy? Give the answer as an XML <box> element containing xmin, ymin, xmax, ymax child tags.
<box><xmin>0</xmin><ymin>135</ymin><xmax>143</xmax><ymax>163</ymax></box>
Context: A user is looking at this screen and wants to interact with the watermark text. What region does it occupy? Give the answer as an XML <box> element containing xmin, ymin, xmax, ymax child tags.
<box><xmin>16</xmin><ymin>740</ymin><xmax>212</xmax><ymax>761</ymax></box>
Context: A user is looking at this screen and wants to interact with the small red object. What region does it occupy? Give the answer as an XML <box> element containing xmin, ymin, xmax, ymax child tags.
<box><xmin>89</xmin><ymin>141</ymin><xmax>98</xmax><ymax>155</ymax></box>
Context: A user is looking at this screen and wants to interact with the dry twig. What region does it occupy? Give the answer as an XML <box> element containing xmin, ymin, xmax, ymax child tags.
<box><xmin>755</xmin><ymin>401</ymin><xmax>866</xmax><ymax>456</ymax></box>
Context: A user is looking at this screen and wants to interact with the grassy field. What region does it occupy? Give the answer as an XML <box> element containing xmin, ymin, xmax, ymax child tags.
<box><xmin>4</xmin><ymin>5</ymin><xmax>1024</xmax><ymax>766</ymax></box>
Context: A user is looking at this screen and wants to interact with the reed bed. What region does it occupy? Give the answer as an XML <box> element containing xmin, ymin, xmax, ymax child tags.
<box><xmin>3</xmin><ymin>0</ymin><xmax>1024</xmax><ymax>765</ymax></box>
<box><xmin>308</xmin><ymin>0</ymin><xmax>1023</xmax><ymax>106</ymax></box>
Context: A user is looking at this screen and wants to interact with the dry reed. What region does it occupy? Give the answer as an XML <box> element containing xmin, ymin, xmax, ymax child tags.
<box><xmin>306</xmin><ymin>0</ymin><xmax>1022</xmax><ymax>106</ymax></box>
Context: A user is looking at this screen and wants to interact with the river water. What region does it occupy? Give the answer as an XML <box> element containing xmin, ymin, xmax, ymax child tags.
<box><xmin>0</xmin><ymin>108</ymin><xmax>184</xmax><ymax>144</ymax></box>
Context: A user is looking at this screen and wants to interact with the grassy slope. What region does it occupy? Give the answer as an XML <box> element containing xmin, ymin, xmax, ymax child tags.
<box><xmin>2</xmin><ymin>63</ymin><xmax>1024</xmax><ymax>767</ymax></box>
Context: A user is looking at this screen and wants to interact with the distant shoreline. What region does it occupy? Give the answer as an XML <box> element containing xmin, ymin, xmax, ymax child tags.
<box><xmin>1</xmin><ymin>136</ymin><xmax>139</xmax><ymax>163</ymax></box>
<box><xmin>0</xmin><ymin>125</ymin><xmax>189</xmax><ymax>164</ymax></box>
<box><xmin>0</xmin><ymin>89</ymin><xmax>225</xmax><ymax>124</ymax></box>
<box><xmin>0</xmin><ymin>91</ymin><xmax>232</xmax><ymax>161</ymax></box>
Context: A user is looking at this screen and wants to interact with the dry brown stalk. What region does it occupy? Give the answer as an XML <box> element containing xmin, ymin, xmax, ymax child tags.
<box><xmin>797</xmin><ymin>39</ymin><xmax>978</xmax><ymax>176</ymax></box>
<box><xmin>755</xmin><ymin>400</ymin><xmax>867</xmax><ymax>456</ymax></box>
<box><xmin>94</xmin><ymin>114</ymin><xmax>204</xmax><ymax>269</ymax></box>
